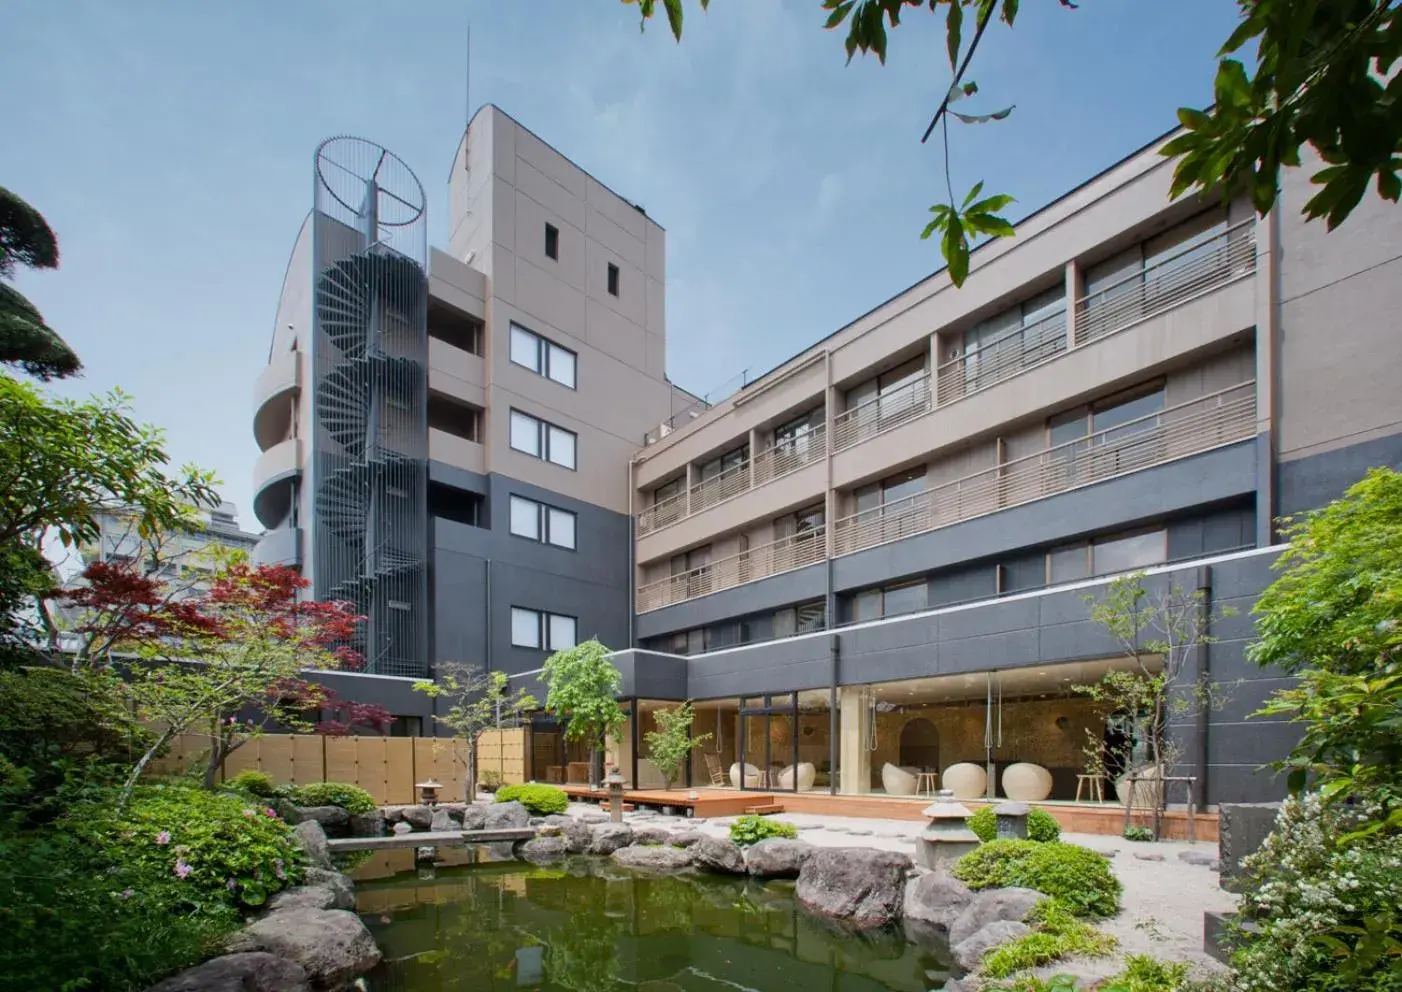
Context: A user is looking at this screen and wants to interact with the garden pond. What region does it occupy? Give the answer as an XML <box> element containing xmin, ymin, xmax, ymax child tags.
<box><xmin>351</xmin><ymin>846</ymin><xmax>958</xmax><ymax>992</ymax></box>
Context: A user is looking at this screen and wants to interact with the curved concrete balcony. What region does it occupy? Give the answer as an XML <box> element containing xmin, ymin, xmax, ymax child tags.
<box><xmin>252</xmin><ymin>527</ymin><xmax>302</xmax><ymax>568</ymax></box>
<box><xmin>253</xmin><ymin>349</ymin><xmax>302</xmax><ymax>452</ymax></box>
<box><xmin>252</xmin><ymin>438</ymin><xmax>302</xmax><ymax>530</ymax></box>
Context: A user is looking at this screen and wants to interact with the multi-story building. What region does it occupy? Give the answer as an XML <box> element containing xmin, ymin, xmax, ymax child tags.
<box><xmin>77</xmin><ymin>502</ymin><xmax>260</xmax><ymax>589</ymax></box>
<box><xmin>606</xmin><ymin>133</ymin><xmax>1401</xmax><ymax>806</ymax></box>
<box><xmin>251</xmin><ymin>107</ymin><xmax>695</xmax><ymax>731</ymax></box>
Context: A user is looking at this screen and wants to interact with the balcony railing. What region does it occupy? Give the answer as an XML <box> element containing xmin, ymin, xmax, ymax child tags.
<box><xmin>636</xmin><ymin>526</ymin><xmax>828</xmax><ymax>613</ymax></box>
<box><xmin>832</xmin><ymin>381</ymin><xmax>1256</xmax><ymax>557</ymax></box>
<box><xmin>830</xmin><ymin>374</ymin><xmax>932</xmax><ymax>452</ymax></box>
<box><xmin>935</xmin><ymin>309</ymin><xmax>1068</xmax><ymax>407</ymax></box>
<box><xmin>1075</xmin><ymin>220</ymin><xmax>1257</xmax><ymax>345</ymax></box>
<box><xmin>635</xmin><ymin>425</ymin><xmax>828</xmax><ymax>537</ymax></box>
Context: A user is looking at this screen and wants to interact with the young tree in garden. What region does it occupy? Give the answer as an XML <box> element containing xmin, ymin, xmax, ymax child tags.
<box><xmin>413</xmin><ymin>666</ymin><xmax>537</xmax><ymax>800</ymax></box>
<box><xmin>1248</xmin><ymin>467</ymin><xmax>1402</xmax><ymax>805</ymax></box>
<box><xmin>0</xmin><ymin>187</ymin><xmax>81</xmax><ymax>379</ymax></box>
<box><xmin>541</xmin><ymin>639</ymin><xmax>625</xmax><ymax>789</ymax></box>
<box><xmin>644</xmin><ymin>701</ymin><xmax>711</xmax><ymax>790</ymax></box>
<box><xmin>1079</xmin><ymin>572</ymin><xmax>1231</xmax><ymax>839</ymax></box>
<box><xmin>310</xmin><ymin>686</ymin><xmax>394</xmax><ymax>737</ymax></box>
<box><xmin>51</xmin><ymin>553</ymin><xmax>364</xmax><ymax>805</ymax></box>
<box><xmin>624</xmin><ymin>1</ymin><xmax>1402</xmax><ymax>284</ymax></box>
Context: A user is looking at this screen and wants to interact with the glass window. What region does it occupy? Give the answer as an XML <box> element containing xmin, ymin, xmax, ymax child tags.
<box><xmin>853</xmin><ymin>589</ymin><xmax>883</xmax><ymax>622</ymax></box>
<box><xmin>1048</xmin><ymin>544</ymin><xmax>1090</xmax><ymax>584</ymax></box>
<box><xmin>546</xmin><ymin>342</ymin><xmax>576</xmax><ymax>388</ymax></box>
<box><xmin>545</xmin><ymin>223</ymin><xmax>559</xmax><ymax>260</ymax></box>
<box><xmin>882</xmin><ymin>468</ymin><xmax>925</xmax><ymax>505</ymax></box>
<box><xmin>510</xmin><ymin>411</ymin><xmax>541</xmax><ymax>456</ymax></box>
<box><xmin>607</xmin><ymin>263</ymin><xmax>620</xmax><ymax>297</ymax></box>
<box><xmin>1093</xmin><ymin>529</ymin><xmax>1166</xmax><ymax>575</ymax></box>
<box><xmin>547</xmin><ymin>507</ymin><xmax>576</xmax><ymax>550</ymax></box>
<box><xmin>546</xmin><ymin>425</ymin><xmax>576</xmax><ymax>469</ymax></box>
<box><xmin>547</xmin><ymin>614</ymin><xmax>577</xmax><ymax>651</ymax></box>
<box><xmin>509</xmin><ymin>496</ymin><xmax>540</xmax><ymax>540</ymax></box>
<box><xmin>699</xmin><ymin>445</ymin><xmax>748</xmax><ymax>482</ymax></box>
<box><xmin>510</xmin><ymin>324</ymin><xmax>540</xmax><ymax>372</ymax></box>
<box><xmin>511</xmin><ymin>607</ymin><xmax>541</xmax><ymax>649</ymax></box>
<box><xmin>654</xmin><ymin>477</ymin><xmax>684</xmax><ymax>505</ymax></box>
<box><xmin>882</xmin><ymin>581</ymin><xmax>926</xmax><ymax>617</ymax></box>
<box><xmin>1093</xmin><ymin>385</ymin><xmax>1165</xmax><ymax>435</ymax></box>
<box><xmin>796</xmin><ymin>600</ymin><xmax>826</xmax><ymax>632</ymax></box>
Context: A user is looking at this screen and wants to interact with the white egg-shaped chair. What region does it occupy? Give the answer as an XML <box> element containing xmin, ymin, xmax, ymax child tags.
<box><xmin>729</xmin><ymin>762</ymin><xmax>762</xmax><ymax>789</ymax></box>
<box><xmin>881</xmin><ymin>762</ymin><xmax>919</xmax><ymax>796</ymax></box>
<box><xmin>1001</xmin><ymin>762</ymin><xmax>1054</xmax><ymax>802</ymax></box>
<box><xmin>942</xmin><ymin>762</ymin><xmax>989</xmax><ymax>800</ymax></box>
<box><xmin>778</xmin><ymin>762</ymin><xmax>817</xmax><ymax>792</ymax></box>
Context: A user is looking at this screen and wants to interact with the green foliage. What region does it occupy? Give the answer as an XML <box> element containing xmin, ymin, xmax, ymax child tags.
<box><xmin>728</xmin><ymin>814</ymin><xmax>798</xmax><ymax>846</ymax></box>
<box><xmin>968</xmin><ymin>804</ymin><xmax>1062</xmax><ymax>843</ymax></box>
<box><xmin>0</xmin><ymin>187</ymin><xmax>81</xmax><ymax>380</ymax></box>
<box><xmin>224</xmin><ymin>769</ymin><xmax>277</xmax><ymax>798</ymax></box>
<box><xmin>979</xmin><ymin>898</ymin><xmax>1116</xmax><ymax>979</ymax></box>
<box><xmin>953</xmin><ymin>840</ymin><xmax>1123</xmax><ymax>918</ymax></box>
<box><xmin>480</xmin><ymin>768</ymin><xmax>503</xmax><ymax>791</ymax></box>
<box><xmin>1099</xmin><ymin>954</ymin><xmax>1190</xmax><ymax>992</ymax></box>
<box><xmin>983</xmin><ymin>977</ymin><xmax>1080</xmax><ymax>992</ymax></box>
<box><xmin>541</xmin><ymin>638</ymin><xmax>625</xmax><ymax>748</ymax></box>
<box><xmin>414</xmin><ymin>666</ymin><xmax>536</xmax><ymax>796</ymax></box>
<box><xmin>1123</xmin><ymin>825</ymin><xmax>1155</xmax><ymax>842</ymax></box>
<box><xmin>74</xmin><ymin>785</ymin><xmax>305</xmax><ymax>909</ymax></box>
<box><xmin>496</xmin><ymin>783</ymin><xmax>569</xmax><ymax>816</ymax></box>
<box><xmin>290</xmin><ymin>781</ymin><xmax>377</xmax><ymax>815</ymax></box>
<box><xmin>644</xmin><ymin>700</ymin><xmax>711</xmax><ymax>788</ymax></box>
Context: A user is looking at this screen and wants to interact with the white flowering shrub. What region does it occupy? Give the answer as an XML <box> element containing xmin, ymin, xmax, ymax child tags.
<box><xmin>1230</xmin><ymin>792</ymin><xmax>1402</xmax><ymax>992</ymax></box>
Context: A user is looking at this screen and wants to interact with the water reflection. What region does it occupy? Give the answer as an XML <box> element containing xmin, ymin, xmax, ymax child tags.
<box><xmin>358</xmin><ymin>858</ymin><xmax>956</xmax><ymax>992</ymax></box>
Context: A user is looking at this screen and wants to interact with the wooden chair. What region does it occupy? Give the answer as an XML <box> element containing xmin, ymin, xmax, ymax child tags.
<box><xmin>703</xmin><ymin>753</ymin><xmax>726</xmax><ymax>787</ymax></box>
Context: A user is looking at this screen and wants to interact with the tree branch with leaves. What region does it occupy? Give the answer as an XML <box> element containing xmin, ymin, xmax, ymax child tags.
<box><xmin>413</xmin><ymin>666</ymin><xmax>537</xmax><ymax>801</ymax></box>
<box><xmin>644</xmin><ymin>700</ymin><xmax>711</xmax><ymax>789</ymax></box>
<box><xmin>541</xmin><ymin>638</ymin><xmax>625</xmax><ymax>789</ymax></box>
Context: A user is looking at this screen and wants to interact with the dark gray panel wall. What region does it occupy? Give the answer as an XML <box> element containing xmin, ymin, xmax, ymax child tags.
<box><xmin>634</xmin><ymin>563</ymin><xmax>826</xmax><ymax>640</ymax></box>
<box><xmin>686</xmin><ymin>634</ymin><xmax>836</xmax><ymax>701</ymax></box>
<box><xmin>1277</xmin><ymin>431</ymin><xmax>1402</xmax><ymax>517</ymax></box>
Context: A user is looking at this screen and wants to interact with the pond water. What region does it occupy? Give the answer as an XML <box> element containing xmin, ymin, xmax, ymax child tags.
<box><xmin>354</xmin><ymin>849</ymin><xmax>958</xmax><ymax>992</ymax></box>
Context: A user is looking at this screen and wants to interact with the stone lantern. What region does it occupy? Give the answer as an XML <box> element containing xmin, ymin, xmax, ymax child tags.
<box><xmin>916</xmin><ymin>789</ymin><xmax>981</xmax><ymax>871</ymax></box>
<box><xmin>994</xmin><ymin>801</ymin><xmax>1030</xmax><ymax>840</ymax></box>
<box><xmin>416</xmin><ymin>779</ymin><xmax>442</xmax><ymax>806</ymax></box>
<box><xmin>606</xmin><ymin>768</ymin><xmax>625</xmax><ymax>823</ymax></box>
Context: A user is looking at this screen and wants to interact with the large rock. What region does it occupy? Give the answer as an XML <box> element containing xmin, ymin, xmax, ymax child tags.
<box><xmin>483</xmin><ymin>800</ymin><xmax>530</xmax><ymax>830</ymax></box>
<box><xmin>952</xmin><ymin>919</ymin><xmax>1031</xmax><ymax>972</ymax></box>
<box><xmin>391</xmin><ymin>822</ymin><xmax>413</xmax><ymax>836</ymax></box>
<box><xmin>430</xmin><ymin>808</ymin><xmax>461</xmax><ymax>832</ymax></box>
<box><xmin>902</xmin><ymin>871</ymin><xmax>975</xmax><ymax>930</ymax></box>
<box><xmin>145</xmin><ymin>951</ymin><xmax>310</xmax><ymax>992</ymax></box>
<box><xmin>347</xmin><ymin>810</ymin><xmax>385</xmax><ymax>838</ymax></box>
<box><xmin>744</xmin><ymin>839</ymin><xmax>812</xmax><ymax>878</ymax></box>
<box><xmin>795</xmin><ymin>848</ymin><xmax>911</xmax><ymax>930</ymax></box>
<box><xmin>1219</xmin><ymin>802</ymin><xmax>1282</xmax><ymax>891</ymax></box>
<box><xmin>286</xmin><ymin>805</ymin><xmax>348</xmax><ymax>832</ymax></box>
<box><xmin>518</xmin><ymin>836</ymin><xmax>569</xmax><ymax>863</ymax></box>
<box><xmin>562</xmin><ymin>818</ymin><xmax>594</xmax><ymax>854</ymax></box>
<box><xmin>240</xmin><ymin>909</ymin><xmax>381</xmax><ymax>989</ymax></box>
<box><xmin>948</xmin><ymin>887</ymin><xmax>1045</xmax><ymax>948</ymax></box>
<box><xmin>691</xmin><ymin>836</ymin><xmax>746</xmax><ymax>875</ymax></box>
<box><xmin>460</xmin><ymin>804</ymin><xmax>488</xmax><ymax>831</ymax></box>
<box><xmin>266</xmin><ymin>885</ymin><xmax>338</xmax><ymax>912</ymax></box>
<box><xmin>588</xmin><ymin>822</ymin><xmax>635</xmax><ymax>855</ymax></box>
<box><xmin>669</xmin><ymin>829</ymin><xmax>706</xmax><ymax>848</ymax></box>
<box><xmin>382</xmin><ymin>806</ymin><xmax>404</xmax><ymax>823</ymax></box>
<box><xmin>612</xmin><ymin>843</ymin><xmax>694</xmax><ymax>872</ymax></box>
<box><xmin>293</xmin><ymin>820</ymin><xmax>332</xmax><ymax>870</ymax></box>
<box><xmin>580</xmin><ymin>810</ymin><xmax>610</xmax><ymax>825</ymax></box>
<box><xmin>401</xmin><ymin>805</ymin><xmax>435</xmax><ymax>830</ymax></box>
<box><xmin>631</xmin><ymin>824</ymin><xmax>674</xmax><ymax>845</ymax></box>
<box><xmin>302</xmin><ymin>868</ymin><xmax>355</xmax><ymax>911</ymax></box>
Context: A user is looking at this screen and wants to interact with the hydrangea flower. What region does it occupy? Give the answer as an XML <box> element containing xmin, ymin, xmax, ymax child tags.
<box><xmin>118</xmin><ymin>888</ymin><xmax>135</xmax><ymax>900</ymax></box>
<box><xmin>174</xmin><ymin>859</ymin><xmax>192</xmax><ymax>879</ymax></box>
<box><xmin>154</xmin><ymin>831</ymin><xmax>171</xmax><ymax>846</ymax></box>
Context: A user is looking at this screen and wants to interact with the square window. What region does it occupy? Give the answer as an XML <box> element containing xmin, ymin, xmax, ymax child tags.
<box><xmin>547</xmin><ymin>506</ymin><xmax>576</xmax><ymax>549</ymax></box>
<box><xmin>510</xmin><ymin>324</ymin><xmax>541</xmax><ymax>372</ymax></box>
<box><xmin>548</xmin><ymin>614</ymin><xmax>577</xmax><ymax>651</ymax></box>
<box><xmin>547</xmin><ymin>425</ymin><xmax>577</xmax><ymax>469</ymax></box>
<box><xmin>545</xmin><ymin>223</ymin><xmax>559</xmax><ymax>261</ymax></box>
<box><xmin>509</xmin><ymin>496</ymin><xmax>541</xmax><ymax>540</ymax></box>
<box><xmin>510</xmin><ymin>411</ymin><xmax>541</xmax><ymax>457</ymax></box>
<box><xmin>511</xmin><ymin>607</ymin><xmax>541</xmax><ymax>648</ymax></box>
<box><xmin>607</xmin><ymin>263</ymin><xmax>620</xmax><ymax>297</ymax></box>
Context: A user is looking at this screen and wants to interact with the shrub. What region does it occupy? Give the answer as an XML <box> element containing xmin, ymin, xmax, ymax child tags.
<box><xmin>75</xmin><ymin>784</ymin><xmax>305</xmax><ymax>908</ymax></box>
<box><xmin>953</xmin><ymin>840</ymin><xmax>1123</xmax><ymax>918</ymax></box>
<box><xmin>1100</xmin><ymin>954</ymin><xmax>1190</xmax><ymax>991</ymax></box>
<box><xmin>495</xmin><ymin>783</ymin><xmax>569</xmax><ymax>815</ymax></box>
<box><xmin>290</xmin><ymin>781</ymin><xmax>377</xmax><ymax>814</ymax></box>
<box><xmin>1123</xmin><ymin>825</ymin><xmax>1155</xmax><ymax>842</ymax></box>
<box><xmin>969</xmin><ymin>804</ymin><xmax>1063</xmax><ymax>843</ymax></box>
<box><xmin>729</xmin><ymin>814</ymin><xmax>798</xmax><ymax>846</ymax></box>
<box><xmin>480</xmin><ymin>768</ymin><xmax>503</xmax><ymax>791</ymax></box>
<box><xmin>980</xmin><ymin>898</ymin><xmax>1116</xmax><ymax>979</ymax></box>
<box><xmin>225</xmin><ymin>770</ymin><xmax>277</xmax><ymax>798</ymax></box>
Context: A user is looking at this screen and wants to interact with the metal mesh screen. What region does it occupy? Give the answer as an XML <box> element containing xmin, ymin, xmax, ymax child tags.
<box><xmin>310</xmin><ymin>138</ymin><xmax>429</xmax><ymax>677</ymax></box>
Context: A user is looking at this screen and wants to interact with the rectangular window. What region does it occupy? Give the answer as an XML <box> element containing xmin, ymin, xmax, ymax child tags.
<box><xmin>509</xmin><ymin>322</ymin><xmax>577</xmax><ymax>389</ymax></box>
<box><xmin>882</xmin><ymin>581</ymin><xmax>926</xmax><ymax>618</ymax></box>
<box><xmin>510</xmin><ymin>607</ymin><xmax>578</xmax><ymax>650</ymax></box>
<box><xmin>1047</xmin><ymin>543</ymin><xmax>1091</xmax><ymax>584</ymax></box>
<box><xmin>607</xmin><ymin>262</ymin><xmax>620</xmax><ymax>297</ymax></box>
<box><xmin>508</xmin><ymin>409</ymin><xmax>577</xmax><ymax>469</ymax></box>
<box><xmin>427</xmin><ymin>301</ymin><xmax>484</xmax><ymax>356</ymax></box>
<box><xmin>544</xmin><ymin>223</ymin><xmax>559</xmax><ymax>260</ymax></box>
<box><xmin>698</xmin><ymin>444</ymin><xmax>749</xmax><ymax>482</ymax></box>
<box><xmin>1092</xmin><ymin>528</ymin><xmax>1167</xmax><ymax>575</ymax></box>
<box><xmin>508</xmin><ymin>494</ymin><xmax>577</xmax><ymax>550</ymax></box>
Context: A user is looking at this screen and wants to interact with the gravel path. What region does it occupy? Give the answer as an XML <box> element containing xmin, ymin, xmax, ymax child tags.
<box><xmin>579</xmin><ymin>804</ymin><xmax>1237</xmax><ymax>982</ymax></box>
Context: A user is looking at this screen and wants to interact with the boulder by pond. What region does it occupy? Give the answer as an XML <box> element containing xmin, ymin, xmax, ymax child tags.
<box><xmin>744</xmin><ymin>839</ymin><xmax>812</xmax><ymax>878</ymax></box>
<box><xmin>690</xmin><ymin>836</ymin><xmax>746</xmax><ymax>875</ymax></box>
<box><xmin>483</xmin><ymin>801</ymin><xmax>529</xmax><ymax>831</ymax></box>
<box><xmin>902</xmin><ymin>871</ymin><xmax>974</xmax><ymax>931</ymax></box>
<box><xmin>612</xmin><ymin>843</ymin><xmax>695</xmax><ymax>872</ymax></box>
<box><xmin>347</xmin><ymin>810</ymin><xmax>385</xmax><ymax>838</ymax></box>
<box><xmin>948</xmin><ymin>887</ymin><xmax>1045</xmax><ymax>948</ymax></box>
<box><xmin>461</xmin><ymin>803</ymin><xmax>488</xmax><ymax>831</ymax></box>
<box><xmin>588</xmin><ymin>822</ymin><xmax>634</xmax><ymax>855</ymax></box>
<box><xmin>429</xmin><ymin>808</ymin><xmax>460</xmax><ymax>832</ymax></box>
<box><xmin>563</xmin><ymin>818</ymin><xmax>594</xmax><ymax>854</ymax></box>
<box><xmin>266</xmin><ymin>885</ymin><xmax>338</xmax><ymax>913</ymax></box>
<box><xmin>952</xmin><ymin>919</ymin><xmax>1031</xmax><ymax>972</ymax></box>
<box><xmin>795</xmin><ymin>848</ymin><xmax>911</xmax><ymax>930</ymax></box>
<box><xmin>293</xmin><ymin>820</ymin><xmax>332</xmax><ymax>870</ymax></box>
<box><xmin>401</xmin><ymin>805</ymin><xmax>434</xmax><ymax>830</ymax></box>
<box><xmin>285</xmin><ymin>806</ymin><xmax>349</xmax><ymax>832</ymax></box>
<box><xmin>668</xmin><ymin>829</ymin><xmax>706</xmax><ymax>848</ymax></box>
<box><xmin>240</xmin><ymin>908</ymin><xmax>381</xmax><ymax>990</ymax></box>
<box><xmin>144</xmin><ymin>951</ymin><xmax>310</xmax><ymax>992</ymax></box>
<box><xmin>301</xmin><ymin>868</ymin><xmax>356</xmax><ymax>911</ymax></box>
<box><xmin>631</xmin><ymin>824</ymin><xmax>674</xmax><ymax>845</ymax></box>
<box><xmin>518</xmin><ymin>836</ymin><xmax>569</xmax><ymax>863</ymax></box>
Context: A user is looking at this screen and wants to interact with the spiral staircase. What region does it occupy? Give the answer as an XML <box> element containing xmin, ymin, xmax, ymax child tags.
<box><xmin>312</xmin><ymin>249</ymin><xmax>428</xmax><ymax>677</ymax></box>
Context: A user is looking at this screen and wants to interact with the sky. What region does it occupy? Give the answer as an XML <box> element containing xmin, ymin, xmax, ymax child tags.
<box><xmin>5</xmin><ymin>0</ymin><xmax>1245</xmax><ymax>526</ymax></box>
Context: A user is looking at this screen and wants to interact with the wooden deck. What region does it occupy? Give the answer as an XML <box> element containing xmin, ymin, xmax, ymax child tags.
<box><xmin>565</xmin><ymin>785</ymin><xmax>1217</xmax><ymax>841</ymax></box>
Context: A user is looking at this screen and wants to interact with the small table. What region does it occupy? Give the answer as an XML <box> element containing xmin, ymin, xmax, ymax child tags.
<box><xmin>545</xmin><ymin>767</ymin><xmax>564</xmax><ymax>784</ymax></box>
<box><xmin>1075</xmin><ymin>774</ymin><xmax>1105</xmax><ymax>802</ymax></box>
<box><xmin>915</xmin><ymin>771</ymin><xmax>940</xmax><ymax>796</ymax></box>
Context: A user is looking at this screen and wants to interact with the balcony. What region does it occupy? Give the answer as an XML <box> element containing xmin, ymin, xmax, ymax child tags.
<box><xmin>830</xmin><ymin>375</ymin><xmax>931</xmax><ymax>453</ymax></box>
<box><xmin>428</xmin><ymin>427</ymin><xmax>485</xmax><ymax>476</ymax></box>
<box><xmin>934</xmin><ymin>310</ymin><xmax>1067</xmax><ymax>407</ymax></box>
<box><xmin>636</xmin><ymin>425</ymin><xmax>827</xmax><ymax>537</ymax></box>
<box><xmin>252</xmin><ymin>349</ymin><xmax>302</xmax><ymax>452</ymax></box>
<box><xmin>636</xmin><ymin>527</ymin><xmax>828</xmax><ymax>613</ymax></box>
<box><xmin>832</xmin><ymin>381</ymin><xmax>1255</xmax><ymax>556</ymax></box>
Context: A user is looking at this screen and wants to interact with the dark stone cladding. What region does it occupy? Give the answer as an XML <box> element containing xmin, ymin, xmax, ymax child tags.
<box><xmin>428</xmin><ymin>462</ymin><xmax>632</xmax><ymax>681</ymax></box>
<box><xmin>1276</xmin><ymin>430</ymin><xmax>1402</xmax><ymax>519</ymax></box>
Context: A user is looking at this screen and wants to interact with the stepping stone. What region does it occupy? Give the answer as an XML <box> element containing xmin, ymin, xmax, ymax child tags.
<box><xmin>1134</xmin><ymin>852</ymin><xmax>1165</xmax><ymax>862</ymax></box>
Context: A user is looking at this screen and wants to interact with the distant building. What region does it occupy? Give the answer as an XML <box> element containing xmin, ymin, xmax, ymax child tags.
<box><xmin>77</xmin><ymin>501</ymin><xmax>260</xmax><ymax>593</ymax></box>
